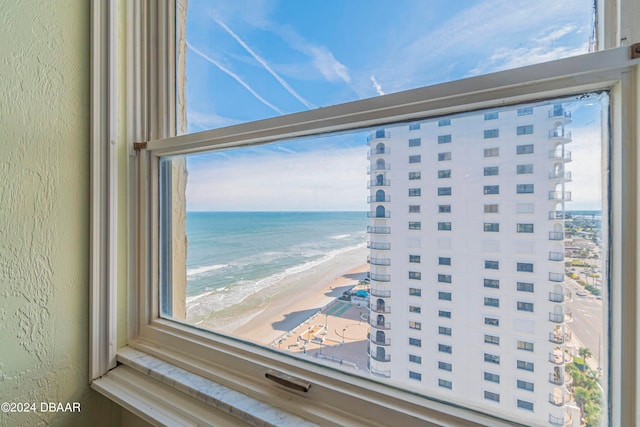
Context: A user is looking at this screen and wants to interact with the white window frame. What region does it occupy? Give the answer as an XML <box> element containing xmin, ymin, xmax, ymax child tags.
<box><xmin>90</xmin><ymin>1</ymin><xmax>640</xmax><ymax>425</ymax></box>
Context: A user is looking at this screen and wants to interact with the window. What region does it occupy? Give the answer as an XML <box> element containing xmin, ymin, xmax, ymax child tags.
<box><xmin>409</xmin><ymin>321</ymin><xmax>422</xmax><ymax>330</ymax></box>
<box><xmin>438</xmin><ymin>344</ymin><xmax>452</xmax><ymax>354</ymax></box>
<box><xmin>517</xmin><ymin>400</ymin><xmax>534</xmax><ymax>411</ymax></box>
<box><xmin>484</xmin><ymin>279</ymin><xmax>499</xmax><ymax>288</ymax></box>
<box><xmin>516</xmin><ymin>282</ymin><xmax>534</xmax><ymax>293</ymax></box>
<box><xmin>409</xmin><ymin>255</ymin><xmax>421</xmax><ymax>263</ymax></box>
<box><xmin>409</xmin><ymin>271</ymin><xmax>422</xmax><ymax>280</ymax></box>
<box><xmin>438</xmin><ymin>361</ymin><xmax>452</xmax><ymax>371</ymax></box>
<box><xmin>438</xmin><ymin>257</ymin><xmax>451</xmax><ymax>266</ymax></box>
<box><xmin>516</xmin><ymin>184</ymin><xmax>534</xmax><ymax>194</ymax></box>
<box><xmin>409</xmin><ymin>371</ymin><xmax>422</xmax><ymax>381</ymax></box>
<box><xmin>439</xmin><ymin>292</ymin><xmax>452</xmax><ymax>301</ymax></box>
<box><xmin>438</xmin><ymin>274</ymin><xmax>452</xmax><ymax>283</ymax></box>
<box><xmin>484</xmin><ymin>391</ymin><xmax>500</xmax><ymax>402</ymax></box>
<box><xmin>484</xmin><ymin>223</ymin><xmax>499</xmax><ymax>232</ymax></box>
<box><xmin>409</xmin><ymin>154</ymin><xmax>421</xmax><ymax>163</ymax></box>
<box><xmin>517</xmin><ymin>380</ymin><xmax>534</xmax><ymax>392</ymax></box>
<box><xmin>484</xmin><ymin>372</ymin><xmax>500</xmax><ymax>383</ymax></box>
<box><xmin>517</xmin><ymin>360</ymin><xmax>534</xmax><ymax>372</ymax></box>
<box><xmin>409</xmin><ymin>305</ymin><xmax>421</xmax><ymax>313</ymax></box>
<box><xmin>516</xmin><ymin>125</ymin><xmax>533</xmax><ymax>135</ymax></box>
<box><xmin>409</xmin><ymin>171</ymin><xmax>421</xmax><ymax>180</ymax></box>
<box><xmin>483</xmin><ymin>185</ymin><xmax>499</xmax><ymax>195</ymax></box>
<box><xmin>409</xmin><ymin>288</ymin><xmax>422</xmax><ymax>297</ymax></box>
<box><xmin>438</xmin><ymin>134</ymin><xmax>452</xmax><ymax>144</ymax></box>
<box><xmin>409</xmin><ymin>338</ymin><xmax>422</xmax><ymax>347</ymax></box>
<box><xmin>484</xmin><ymin>166</ymin><xmax>499</xmax><ymax>176</ymax></box>
<box><xmin>438</xmin><ymin>379</ymin><xmax>452</xmax><ymax>389</ymax></box>
<box><xmin>484</xmin><ymin>317</ymin><xmax>499</xmax><ymax>326</ymax></box>
<box><xmin>485</xmin><ymin>260</ymin><xmax>499</xmax><ymax>270</ymax></box>
<box><xmin>409</xmin><ymin>138</ymin><xmax>421</xmax><ymax>147</ymax></box>
<box><xmin>484</xmin><ymin>204</ymin><xmax>499</xmax><ymax>213</ymax></box>
<box><xmin>438</xmin><ymin>187</ymin><xmax>452</xmax><ymax>196</ymax></box>
<box><xmin>483</xmin><ymin>147</ymin><xmax>499</xmax><ymax>157</ymax></box>
<box><xmin>409</xmin><ymin>354</ymin><xmax>422</xmax><ymax>364</ymax></box>
<box><xmin>438</xmin><ymin>118</ymin><xmax>451</xmax><ymax>127</ymax></box>
<box><xmin>516</xmin><ymin>164</ymin><xmax>533</xmax><ymax>174</ymax></box>
<box><xmin>517</xmin><ymin>262</ymin><xmax>534</xmax><ymax>272</ymax></box>
<box><xmin>439</xmin><ymin>326</ymin><xmax>452</xmax><ymax>336</ymax></box>
<box><xmin>484</xmin><ymin>353</ymin><xmax>500</xmax><ymax>364</ymax></box>
<box><xmin>409</xmin><ymin>123</ymin><xmax>421</xmax><ymax>131</ymax></box>
<box><xmin>484</xmin><ymin>129</ymin><xmax>499</xmax><ymax>138</ymax></box>
<box><xmin>516</xmin><ymin>224</ymin><xmax>534</xmax><ymax>233</ymax></box>
<box><xmin>517</xmin><ymin>107</ymin><xmax>533</xmax><ymax>115</ymax></box>
<box><xmin>438</xmin><ymin>222</ymin><xmax>452</xmax><ymax>231</ymax></box>
<box><xmin>517</xmin><ymin>341</ymin><xmax>534</xmax><ymax>351</ymax></box>
<box><xmin>409</xmin><ymin>205</ymin><xmax>420</xmax><ymax>213</ymax></box>
<box><xmin>409</xmin><ymin>221</ymin><xmax>421</xmax><ymax>230</ymax></box>
<box><xmin>438</xmin><ymin>152</ymin><xmax>452</xmax><ymax>161</ymax></box>
<box><xmin>517</xmin><ymin>302</ymin><xmax>534</xmax><ymax>312</ymax></box>
<box><xmin>484</xmin><ymin>297</ymin><xmax>499</xmax><ymax>307</ymax></box>
<box><xmin>484</xmin><ymin>335</ymin><xmax>500</xmax><ymax>345</ymax></box>
<box><xmin>409</xmin><ymin>188</ymin><xmax>421</xmax><ymax>196</ymax></box>
<box><xmin>438</xmin><ymin>310</ymin><xmax>451</xmax><ymax>319</ymax></box>
<box><xmin>484</xmin><ymin>112</ymin><xmax>498</xmax><ymax>120</ymax></box>
<box><xmin>516</xmin><ymin>144</ymin><xmax>534</xmax><ymax>154</ymax></box>
<box><xmin>438</xmin><ymin>169</ymin><xmax>451</xmax><ymax>179</ymax></box>
<box><xmin>438</xmin><ymin>205</ymin><xmax>451</xmax><ymax>213</ymax></box>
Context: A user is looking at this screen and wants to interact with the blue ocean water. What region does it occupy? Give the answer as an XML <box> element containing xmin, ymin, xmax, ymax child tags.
<box><xmin>185</xmin><ymin>212</ymin><xmax>368</xmax><ymax>304</ymax></box>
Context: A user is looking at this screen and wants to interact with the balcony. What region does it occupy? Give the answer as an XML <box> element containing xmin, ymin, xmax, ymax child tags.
<box><xmin>549</xmin><ymin>292</ymin><xmax>565</xmax><ymax>303</ymax></box>
<box><xmin>548</xmin><ymin>171</ymin><xmax>572</xmax><ymax>181</ymax></box>
<box><xmin>369</xmin><ymin>257</ymin><xmax>390</xmax><ymax>266</ymax></box>
<box><xmin>367</xmin><ymin>147</ymin><xmax>390</xmax><ymax>158</ymax></box>
<box><xmin>549</xmin><ymin>272</ymin><xmax>564</xmax><ymax>282</ymax></box>
<box><xmin>367</xmin><ymin>196</ymin><xmax>391</xmax><ymax>203</ymax></box>
<box><xmin>548</xmin><ymin>149</ymin><xmax>572</xmax><ymax>162</ymax></box>
<box><xmin>549</xmin><ymin>330</ymin><xmax>572</xmax><ymax>344</ymax></box>
<box><xmin>549</xmin><ymin>191</ymin><xmax>572</xmax><ymax>201</ymax></box>
<box><xmin>549</xmin><ymin>372</ymin><xmax>572</xmax><ymax>386</ymax></box>
<box><xmin>370</xmin><ymin>336</ymin><xmax>391</xmax><ymax>346</ymax></box>
<box><xmin>548</xmin><ymin>129</ymin><xmax>572</xmax><ymax>139</ymax></box>
<box><xmin>549</xmin><ymin>391</ymin><xmax>571</xmax><ymax>407</ymax></box>
<box><xmin>549</xmin><ymin>311</ymin><xmax>573</xmax><ymax>323</ymax></box>
<box><xmin>549</xmin><ymin>211</ymin><xmax>567</xmax><ymax>220</ymax></box>
<box><xmin>549</xmin><ymin>231</ymin><xmax>564</xmax><ymax>240</ymax></box>
<box><xmin>367</xmin><ymin>226</ymin><xmax>390</xmax><ymax>234</ymax></box>
<box><xmin>370</xmin><ymin>273</ymin><xmax>390</xmax><ymax>282</ymax></box>
<box><xmin>370</xmin><ymin>319</ymin><xmax>391</xmax><ymax>330</ymax></box>
<box><xmin>549</xmin><ymin>109</ymin><xmax>572</xmax><ymax>119</ymax></box>
<box><xmin>369</xmin><ymin>304</ymin><xmax>391</xmax><ymax>314</ymax></box>
<box><xmin>367</xmin><ymin>179</ymin><xmax>390</xmax><ymax>188</ymax></box>
<box><xmin>367</xmin><ymin>211</ymin><xmax>391</xmax><ymax>218</ymax></box>
<box><xmin>367</xmin><ymin>130</ymin><xmax>390</xmax><ymax>142</ymax></box>
<box><xmin>367</xmin><ymin>242</ymin><xmax>391</xmax><ymax>250</ymax></box>
<box><xmin>370</xmin><ymin>288</ymin><xmax>391</xmax><ymax>298</ymax></box>
<box><xmin>548</xmin><ymin>413</ymin><xmax>572</xmax><ymax>426</ymax></box>
<box><xmin>369</xmin><ymin>367</ymin><xmax>391</xmax><ymax>378</ymax></box>
<box><xmin>549</xmin><ymin>251</ymin><xmax>564</xmax><ymax>261</ymax></box>
<box><xmin>367</xmin><ymin>164</ymin><xmax>391</xmax><ymax>174</ymax></box>
<box><xmin>549</xmin><ymin>351</ymin><xmax>571</xmax><ymax>365</ymax></box>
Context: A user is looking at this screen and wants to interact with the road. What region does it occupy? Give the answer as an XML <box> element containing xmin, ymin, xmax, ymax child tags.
<box><xmin>565</xmin><ymin>277</ymin><xmax>604</xmax><ymax>369</ymax></box>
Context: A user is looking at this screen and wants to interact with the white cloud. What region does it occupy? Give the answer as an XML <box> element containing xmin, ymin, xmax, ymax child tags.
<box><xmin>187</xmin><ymin>111</ymin><xmax>241</xmax><ymax>131</ymax></box>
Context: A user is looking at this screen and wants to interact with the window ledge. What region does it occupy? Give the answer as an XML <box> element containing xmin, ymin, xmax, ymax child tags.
<box><xmin>92</xmin><ymin>347</ymin><xmax>319</xmax><ymax>427</ymax></box>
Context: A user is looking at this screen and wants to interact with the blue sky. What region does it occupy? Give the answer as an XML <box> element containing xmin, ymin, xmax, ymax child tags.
<box><xmin>182</xmin><ymin>0</ymin><xmax>599</xmax><ymax>211</ymax></box>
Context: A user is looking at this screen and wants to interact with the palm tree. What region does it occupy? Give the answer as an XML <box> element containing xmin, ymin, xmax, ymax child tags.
<box><xmin>579</xmin><ymin>347</ymin><xmax>592</xmax><ymax>361</ymax></box>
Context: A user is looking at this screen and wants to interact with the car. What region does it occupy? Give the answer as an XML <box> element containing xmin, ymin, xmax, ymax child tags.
<box><xmin>576</xmin><ymin>291</ymin><xmax>588</xmax><ymax>297</ymax></box>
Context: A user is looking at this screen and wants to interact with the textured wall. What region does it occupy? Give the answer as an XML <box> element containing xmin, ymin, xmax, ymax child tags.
<box><xmin>0</xmin><ymin>1</ymin><xmax>119</xmax><ymax>425</ymax></box>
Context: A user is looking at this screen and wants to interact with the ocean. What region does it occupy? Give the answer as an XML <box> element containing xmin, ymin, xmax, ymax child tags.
<box><xmin>185</xmin><ymin>211</ymin><xmax>368</xmax><ymax>312</ymax></box>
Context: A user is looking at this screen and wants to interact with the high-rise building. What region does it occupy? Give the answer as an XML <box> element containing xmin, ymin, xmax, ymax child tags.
<box><xmin>367</xmin><ymin>102</ymin><xmax>575</xmax><ymax>425</ymax></box>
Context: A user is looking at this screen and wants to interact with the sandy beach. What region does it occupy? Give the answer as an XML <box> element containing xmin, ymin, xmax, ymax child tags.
<box><xmin>189</xmin><ymin>244</ymin><xmax>369</xmax><ymax>345</ymax></box>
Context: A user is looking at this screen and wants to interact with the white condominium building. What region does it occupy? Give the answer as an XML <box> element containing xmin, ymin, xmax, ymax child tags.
<box><xmin>367</xmin><ymin>102</ymin><xmax>573</xmax><ymax>426</ymax></box>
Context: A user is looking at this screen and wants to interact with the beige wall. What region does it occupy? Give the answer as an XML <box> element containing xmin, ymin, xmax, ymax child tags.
<box><xmin>0</xmin><ymin>1</ymin><xmax>132</xmax><ymax>425</ymax></box>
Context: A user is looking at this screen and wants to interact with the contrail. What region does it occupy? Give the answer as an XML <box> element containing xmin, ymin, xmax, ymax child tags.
<box><xmin>214</xmin><ymin>17</ymin><xmax>316</xmax><ymax>110</ymax></box>
<box><xmin>370</xmin><ymin>75</ymin><xmax>385</xmax><ymax>95</ymax></box>
<box><xmin>187</xmin><ymin>42</ymin><xmax>284</xmax><ymax>115</ymax></box>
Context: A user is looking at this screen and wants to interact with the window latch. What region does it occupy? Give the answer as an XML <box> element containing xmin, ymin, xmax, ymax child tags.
<box><xmin>133</xmin><ymin>141</ymin><xmax>148</xmax><ymax>152</ymax></box>
<box><xmin>265</xmin><ymin>370</ymin><xmax>311</xmax><ymax>393</ymax></box>
<box><xmin>632</xmin><ymin>43</ymin><xmax>640</xmax><ymax>59</ymax></box>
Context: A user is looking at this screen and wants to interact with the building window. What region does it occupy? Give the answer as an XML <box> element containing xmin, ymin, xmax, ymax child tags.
<box><xmin>409</xmin><ymin>288</ymin><xmax>422</xmax><ymax>296</ymax></box>
<box><xmin>484</xmin><ymin>391</ymin><xmax>500</xmax><ymax>402</ymax></box>
<box><xmin>483</xmin><ymin>185</ymin><xmax>499</xmax><ymax>195</ymax></box>
<box><xmin>409</xmin><ymin>221</ymin><xmax>421</xmax><ymax>230</ymax></box>
<box><xmin>438</xmin><ymin>257</ymin><xmax>451</xmax><ymax>266</ymax></box>
<box><xmin>409</xmin><ymin>338</ymin><xmax>422</xmax><ymax>347</ymax></box>
<box><xmin>516</xmin><ymin>125</ymin><xmax>534</xmax><ymax>135</ymax></box>
<box><xmin>409</xmin><ymin>123</ymin><xmax>421</xmax><ymax>131</ymax></box>
<box><xmin>484</xmin><ymin>147</ymin><xmax>499</xmax><ymax>157</ymax></box>
<box><xmin>409</xmin><ymin>188</ymin><xmax>421</xmax><ymax>196</ymax></box>
<box><xmin>438</xmin><ymin>169</ymin><xmax>451</xmax><ymax>178</ymax></box>
<box><xmin>517</xmin><ymin>400</ymin><xmax>534</xmax><ymax>411</ymax></box>
<box><xmin>484</xmin><ymin>297</ymin><xmax>499</xmax><ymax>307</ymax></box>
<box><xmin>484</xmin><ymin>335</ymin><xmax>500</xmax><ymax>345</ymax></box>
<box><xmin>438</xmin><ymin>379</ymin><xmax>453</xmax><ymax>389</ymax></box>
<box><xmin>409</xmin><ymin>154</ymin><xmax>421</xmax><ymax>163</ymax></box>
<box><xmin>409</xmin><ymin>138</ymin><xmax>421</xmax><ymax>147</ymax></box>
<box><xmin>438</xmin><ymin>134</ymin><xmax>452</xmax><ymax>144</ymax></box>
<box><xmin>438</xmin><ymin>326</ymin><xmax>452</xmax><ymax>336</ymax></box>
<box><xmin>516</xmin><ymin>144</ymin><xmax>534</xmax><ymax>154</ymax></box>
<box><xmin>516</xmin><ymin>184</ymin><xmax>534</xmax><ymax>194</ymax></box>
<box><xmin>484</xmin><ymin>129</ymin><xmax>499</xmax><ymax>138</ymax></box>
<box><xmin>516</xmin><ymin>223</ymin><xmax>534</xmax><ymax>233</ymax></box>
<box><xmin>517</xmin><ymin>360</ymin><xmax>534</xmax><ymax>372</ymax></box>
<box><xmin>484</xmin><ymin>317</ymin><xmax>499</xmax><ymax>326</ymax></box>
<box><xmin>484</xmin><ymin>166</ymin><xmax>499</xmax><ymax>176</ymax></box>
<box><xmin>484</xmin><ymin>112</ymin><xmax>499</xmax><ymax>120</ymax></box>
<box><xmin>409</xmin><ymin>205</ymin><xmax>421</xmax><ymax>213</ymax></box>
<box><xmin>439</xmin><ymin>205</ymin><xmax>451</xmax><ymax>213</ymax></box>
<box><xmin>484</xmin><ymin>223</ymin><xmax>500</xmax><ymax>232</ymax></box>
<box><xmin>438</xmin><ymin>361</ymin><xmax>452</xmax><ymax>371</ymax></box>
<box><xmin>517</xmin><ymin>262</ymin><xmax>534</xmax><ymax>272</ymax></box>
<box><xmin>517</xmin><ymin>340</ymin><xmax>534</xmax><ymax>351</ymax></box>
<box><xmin>516</xmin><ymin>282</ymin><xmax>534</xmax><ymax>292</ymax></box>
<box><xmin>516</xmin><ymin>166</ymin><xmax>533</xmax><ymax>177</ymax></box>
<box><xmin>438</xmin><ymin>187</ymin><xmax>452</xmax><ymax>196</ymax></box>
<box><xmin>409</xmin><ymin>305</ymin><xmax>421</xmax><ymax>313</ymax></box>
<box><xmin>438</xmin><ymin>118</ymin><xmax>451</xmax><ymax>127</ymax></box>
<box><xmin>484</xmin><ymin>372</ymin><xmax>500</xmax><ymax>383</ymax></box>
<box><xmin>438</xmin><ymin>274</ymin><xmax>452</xmax><ymax>283</ymax></box>
<box><xmin>484</xmin><ymin>353</ymin><xmax>500</xmax><ymax>364</ymax></box>
<box><xmin>438</xmin><ymin>152</ymin><xmax>452</xmax><ymax>161</ymax></box>
<box><xmin>438</xmin><ymin>344</ymin><xmax>452</xmax><ymax>354</ymax></box>
<box><xmin>409</xmin><ymin>171</ymin><xmax>421</xmax><ymax>180</ymax></box>
<box><xmin>517</xmin><ymin>302</ymin><xmax>534</xmax><ymax>312</ymax></box>
<box><xmin>484</xmin><ymin>279</ymin><xmax>500</xmax><ymax>288</ymax></box>
<box><xmin>409</xmin><ymin>271</ymin><xmax>422</xmax><ymax>280</ymax></box>
<box><xmin>409</xmin><ymin>371</ymin><xmax>422</xmax><ymax>381</ymax></box>
<box><xmin>484</xmin><ymin>204</ymin><xmax>499</xmax><ymax>213</ymax></box>
<box><xmin>438</xmin><ymin>292</ymin><xmax>452</xmax><ymax>301</ymax></box>
<box><xmin>517</xmin><ymin>107</ymin><xmax>533</xmax><ymax>115</ymax></box>
<box><xmin>409</xmin><ymin>321</ymin><xmax>422</xmax><ymax>330</ymax></box>
<box><xmin>409</xmin><ymin>354</ymin><xmax>422</xmax><ymax>364</ymax></box>
<box><xmin>485</xmin><ymin>260</ymin><xmax>499</xmax><ymax>270</ymax></box>
<box><xmin>438</xmin><ymin>310</ymin><xmax>451</xmax><ymax>318</ymax></box>
<box><xmin>517</xmin><ymin>380</ymin><xmax>534</xmax><ymax>392</ymax></box>
<box><xmin>438</xmin><ymin>222</ymin><xmax>452</xmax><ymax>231</ymax></box>
<box><xmin>409</xmin><ymin>255</ymin><xmax>421</xmax><ymax>263</ymax></box>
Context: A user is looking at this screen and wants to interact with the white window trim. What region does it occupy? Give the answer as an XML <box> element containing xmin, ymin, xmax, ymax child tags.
<box><xmin>90</xmin><ymin>1</ymin><xmax>640</xmax><ymax>426</ymax></box>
